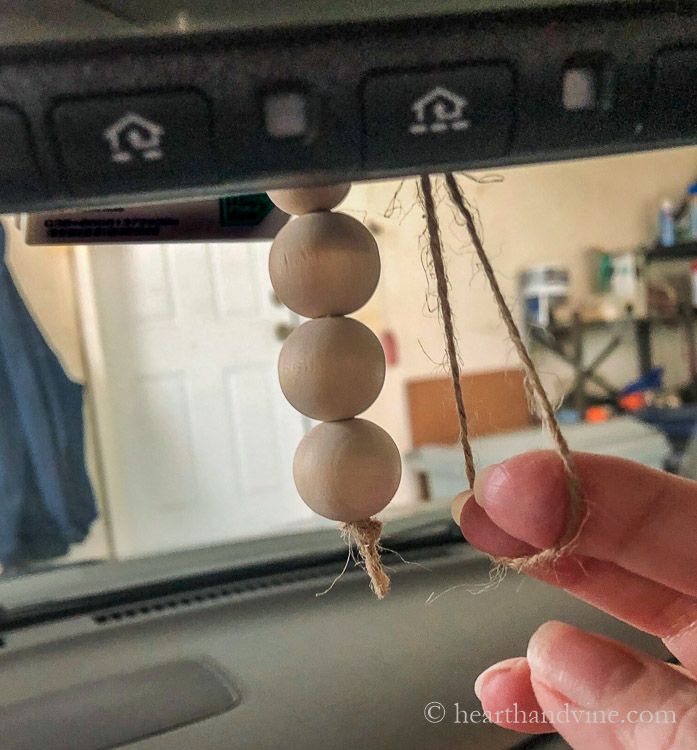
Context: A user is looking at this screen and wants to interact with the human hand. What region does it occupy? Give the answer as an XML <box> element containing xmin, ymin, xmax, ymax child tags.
<box><xmin>452</xmin><ymin>451</ymin><xmax>697</xmax><ymax>749</ymax></box>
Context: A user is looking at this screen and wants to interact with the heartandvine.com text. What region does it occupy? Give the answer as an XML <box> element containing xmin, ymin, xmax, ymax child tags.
<box><xmin>423</xmin><ymin>702</ymin><xmax>677</xmax><ymax>726</ymax></box>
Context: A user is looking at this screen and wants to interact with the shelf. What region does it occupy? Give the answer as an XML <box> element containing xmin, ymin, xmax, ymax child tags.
<box><xmin>644</xmin><ymin>240</ymin><xmax>697</xmax><ymax>263</ymax></box>
<box><xmin>540</xmin><ymin>316</ymin><xmax>689</xmax><ymax>336</ymax></box>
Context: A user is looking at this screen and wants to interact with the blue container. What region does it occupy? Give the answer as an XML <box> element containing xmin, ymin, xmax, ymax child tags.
<box><xmin>636</xmin><ymin>405</ymin><xmax>697</xmax><ymax>454</ymax></box>
<box><xmin>689</xmin><ymin>182</ymin><xmax>697</xmax><ymax>239</ymax></box>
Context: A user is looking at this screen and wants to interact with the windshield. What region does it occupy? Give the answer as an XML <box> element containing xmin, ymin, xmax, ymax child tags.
<box><xmin>1</xmin><ymin>149</ymin><xmax>695</xmax><ymax>614</ymax></box>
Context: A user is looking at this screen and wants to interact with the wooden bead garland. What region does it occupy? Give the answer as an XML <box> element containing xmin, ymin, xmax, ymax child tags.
<box><xmin>267</xmin><ymin>176</ymin><xmax>586</xmax><ymax>599</ymax></box>
<box><xmin>268</xmin><ymin>182</ymin><xmax>400</xmax><ymax>598</ymax></box>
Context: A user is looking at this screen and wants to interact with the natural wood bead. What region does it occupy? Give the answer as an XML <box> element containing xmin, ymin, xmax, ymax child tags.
<box><xmin>269</xmin><ymin>212</ymin><xmax>380</xmax><ymax>318</ymax></box>
<box><xmin>293</xmin><ymin>419</ymin><xmax>401</xmax><ymax>521</ymax></box>
<box><xmin>279</xmin><ymin>317</ymin><xmax>385</xmax><ymax>421</ymax></box>
<box><xmin>267</xmin><ymin>183</ymin><xmax>351</xmax><ymax>215</ymax></box>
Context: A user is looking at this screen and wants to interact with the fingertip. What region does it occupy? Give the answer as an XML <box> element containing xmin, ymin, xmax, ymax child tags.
<box><xmin>459</xmin><ymin>493</ymin><xmax>539</xmax><ymax>557</ymax></box>
<box><xmin>527</xmin><ymin>623</ymin><xmax>697</xmax><ymax>746</ymax></box>
<box><xmin>474</xmin><ymin>656</ymin><xmax>527</xmax><ymax>699</ymax></box>
<box><xmin>473</xmin><ymin>452</ymin><xmax>568</xmax><ymax>549</ymax></box>
<box><xmin>475</xmin><ymin>656</ymin><xmax>554</xmax><ymax>734</ymax></box>
<box><xmin>527</xmin><ymin>620</ymin><xmax>572</xmax><ymax>668</ymax></box>
<box><xmin>527</xmin><ymin>621</ymin><xmax>646</xmax><ymax>708</ymax></box>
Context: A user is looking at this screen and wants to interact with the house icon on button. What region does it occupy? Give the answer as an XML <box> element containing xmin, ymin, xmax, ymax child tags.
<box><xmin>103</xmin><ymin>113</ymin><xmax>165</xmax><ymax>163</ymax></box>
<box><xmin>409</xmin><ymin>86</ymin><xmax>470</xmax><ymax>135</ymax></box>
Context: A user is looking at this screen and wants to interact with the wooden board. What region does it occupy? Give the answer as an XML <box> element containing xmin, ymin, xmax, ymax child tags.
<box><xmin>407</xmin><ymin>369</ymin><xmax>531</xmax><ymax>447</ymax></box>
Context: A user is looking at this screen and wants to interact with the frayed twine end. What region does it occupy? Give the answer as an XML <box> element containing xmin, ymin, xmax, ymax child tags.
<box><xmin>341</xmin><ymin>518</ymin><xmax>390</xmax><ymax>599</ymax></box>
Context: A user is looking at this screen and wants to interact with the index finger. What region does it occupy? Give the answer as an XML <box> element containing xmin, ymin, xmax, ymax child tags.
<box><xmin>471</xmin><ymin>450</ymin><xmax>697</xmax><ymax>598</ymax></box>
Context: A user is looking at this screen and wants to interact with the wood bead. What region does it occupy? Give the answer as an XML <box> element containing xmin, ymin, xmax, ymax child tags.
<box><xmin>268</xmin><ymin>183</ymin><xmax>351</xmax><ymax>215</ymax></box>
<box><xmin>269</xmin><ymin>212</ymin><xmax>380</xmax><ymax>318</ymax></box>
<box><xmin>279</xmin><ymin>317</ymin><xmax>385</xmax><ymax>421</ymax></box>
<box><xmin>293</xmin><ymin>419</ymin><xmax>401</xmax><ymax>521</ymax></box>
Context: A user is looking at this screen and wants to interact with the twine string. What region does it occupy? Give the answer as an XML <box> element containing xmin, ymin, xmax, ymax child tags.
<box><xmin>421</xmin><ymin>173</ymin><xmax>586</xmax><ymax>570</ymax></box>
<box><xmin>418</xmin><ymin>175</ymin><xmax>477</xmax><ymax>489</ymax></box>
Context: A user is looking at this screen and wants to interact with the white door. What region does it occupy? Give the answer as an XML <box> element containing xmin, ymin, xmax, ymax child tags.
<box><xmin>75</xmin><ymin>241</ymin><xmax>315</xmax><ymax>558</ymax></box>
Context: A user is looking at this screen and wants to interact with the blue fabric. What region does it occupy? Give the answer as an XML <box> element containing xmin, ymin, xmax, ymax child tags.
<box><xmin>0</xmin><ymin>224</ymin><xmax>97</xmax><ymax>566</ymax></box>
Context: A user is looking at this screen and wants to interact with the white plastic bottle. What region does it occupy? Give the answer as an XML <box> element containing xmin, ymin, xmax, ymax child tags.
<box><xmin>659</xmin><ymin>199</ymin><xmax>676</xmax><ymax>247</ymax></box>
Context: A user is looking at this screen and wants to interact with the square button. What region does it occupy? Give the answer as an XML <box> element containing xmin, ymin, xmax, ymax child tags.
<box><xmin>562</xmin><ymin>68</ymin><xmax>598</xmax><ymax>111</ymax></box>
<box><xmin>52</xmin><ymin>90</ymin><xmax>217</xmax><ymax>197</ymax></box>
<box><xmin>263</xmin><ymin>92</ymin><xmax>309</xmax><ymax>139</ymax></box>
<box><xmin>363</xmin><ymin>64</ymin><xmax>514</xmax><ymax>169</ymax></box>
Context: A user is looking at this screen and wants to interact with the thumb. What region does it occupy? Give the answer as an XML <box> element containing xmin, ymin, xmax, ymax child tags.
<box><xmin>527</xmin><ymin>621</ymin><xmax>697</xmax><ymax>749</ymax></box>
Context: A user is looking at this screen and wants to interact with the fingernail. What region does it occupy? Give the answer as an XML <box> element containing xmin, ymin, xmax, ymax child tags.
<box><xmin>451</xmin><ymin>490</ymin><xmax>473</xmax><ymax>524</ymax></box>
<box><xmin>472</xmin><ymin>464</ymin><xmax>500</xmax><ymax>507</ymax></box>
<box><xmin>474</xmin><ymin>662</ymin><xmax>514</xmax><ymax>700</ymax></box>
<box><xmin>527</xmin><ymin>621</ymin><xmax>645</xmax><ymax>707</ymax></box>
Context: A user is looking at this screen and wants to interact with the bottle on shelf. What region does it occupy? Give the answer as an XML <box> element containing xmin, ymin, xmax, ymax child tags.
<box><xmin>659</xmin><ymin>198</ymin><xmax>676</xmax><ymax>247</ymax></box>
<box><xmin>689</xmin><ymin>182</ymin><xmax>697</xmax><ymax>240</ymax></box>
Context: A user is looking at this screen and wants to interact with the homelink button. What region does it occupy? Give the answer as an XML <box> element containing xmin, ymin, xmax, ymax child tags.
<box><xmin>52</xmin><ymin>90</ymin><xmax>217</xmax><ymax>197</ymax></box>
<box><xmin>648</xmin><ymin>47</ymin><xmax>697</xmax><ymax>138</ymax></box>
<box><xmin>363</xmin><ymin>64</ymin><xmax>514</xmax><ymax>168</ymax></box>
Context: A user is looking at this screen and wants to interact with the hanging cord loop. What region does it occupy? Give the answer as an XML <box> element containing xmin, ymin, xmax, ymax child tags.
<box><xmin>420</xmin><ymin>173</ymin><xmax>586</xmax><ymax>571</ymax></box>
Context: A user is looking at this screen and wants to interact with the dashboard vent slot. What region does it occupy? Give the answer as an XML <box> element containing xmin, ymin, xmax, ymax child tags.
<box><xmin>91</xmin><ymin>543</ymin><xmax>452</xmax><ymax>626</ymax></box>
<box><xmin>92</xmin><ymin>566</ymin><xmax>328</xmax><ymax>626</ymax></box>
